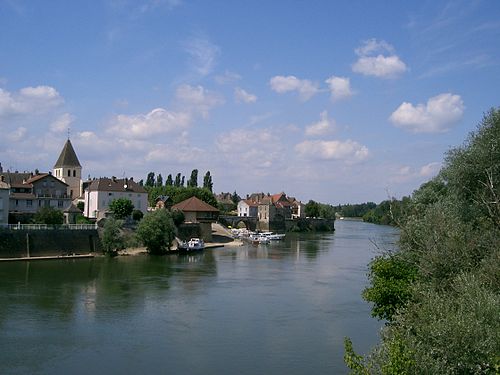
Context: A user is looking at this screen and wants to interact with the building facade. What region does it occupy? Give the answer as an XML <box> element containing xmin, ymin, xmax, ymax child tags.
<box><xmin>0</xmin><ymin>177</ymin><xmax>9</xmax><ymax>226</ymax></box>
<box><xmin>83</xmin><ymin>177</ymin><xmax>148</xmax><ymax>220</ymax></box>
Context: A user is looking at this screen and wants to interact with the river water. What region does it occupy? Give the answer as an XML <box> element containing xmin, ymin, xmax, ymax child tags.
<box><xmin>0</xmin><ymin>220</ymin><xmax>398</xmax><ymax>375</ymax></box>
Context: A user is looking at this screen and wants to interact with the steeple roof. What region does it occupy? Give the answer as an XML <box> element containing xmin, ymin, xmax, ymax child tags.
<box><xmin>54</xmin><ymin>139</ymin><xmax>81</xmax><ymax>168</ymax></box>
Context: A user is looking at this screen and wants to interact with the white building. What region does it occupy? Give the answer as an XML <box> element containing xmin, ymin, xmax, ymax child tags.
<box><xmin>83</xmin><ymin>177</ymin><xmax>148</xmax><ymax>220</ymax></box>
<box><xmin>237</xmin><ymin>199</ymin><xmax>258</xmax><ymax>217</ymax></box>
<box><xmin>53</xmin><ymin>139</ymin><xmax>83</xmax><ymax>200</ymax></box>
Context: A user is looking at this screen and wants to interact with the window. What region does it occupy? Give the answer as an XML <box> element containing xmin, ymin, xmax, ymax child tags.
<box><xmin>16</xmin><ymin>199</ymin><xmax>19</xmax><ymax>206</ymax></box>
<box><xmin>26</xmin><ymin>200</ymin><xmax>33</xmax><ymax>207</ymax></box>
<box><xmin>58</xmin><ymin>200</ymin><xmax>63</xmax><ymax>208</ymax></box>
<box><xmin>73</xmin><ymin>170</ymin><xmax>76</xmax><ymax>177</ymax></box>
<box><xmin>68</xmin><ymin>170</ymin><xmax>71</xmax><ymax>177</ymax></box>
<box><xmin>0</xmin><ymin>197</ymin><xmax>3</xmax><ymax>210</ymax></box>
<box><xmin>108</xmin><ymin>192</ymin><xmax>113</xmax><ymax>196</ymax></box>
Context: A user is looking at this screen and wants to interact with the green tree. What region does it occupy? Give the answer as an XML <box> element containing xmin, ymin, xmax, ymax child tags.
<box><xmin>76</xmin><ymin>201</ymin><xmax>84</xmax><ymax>212</ymax></box>
<box><xmin>174</xmin><ymin>173</ymin><xmax>181</xmax><ymax>187</ymax></box>
<box><xmin>101</xmin><ymin>217</ymin><xmax>123</xmax><ymax>255</ymax></box>
<box><xmin>203</xmin><ymin>171</ymin><xmax>213</xmax><ymax>191</ymax></box>
<box><xmin>132</xmin><ymin>209</ymin><xmax>143</xmax><ymax>221</ymax></box>
<box><xmin>231</xmin><ymin>191</ymin><xmax>240</xmax><ymax>204</ymax></box>
<box><xmin>33</xmin><ymin>207</ymin><xmax>64</xmax><ymax>225</ymax></box>
<box><xmin>109</xmin><ymin>198</ymin><xmax>134</xmax><ymax>220</ymax></box>
<box><xmin>165</xmin><ymin>174</ymin><xmax>173</xmax><ymax>186</ymax></box>
<box><xmin>145</xmin><ymin>172</ymin><xmax>155</xmax><ymax>187</ymax></box>
<box><xmin>156</xmin><ymin>173</ymin><xmax>163</xmax><ymax>187</ymax></box>
<box><xmin>187</xmin><ymin>169</ymin><xmax>198</xmax><ymax>187</ymax></box>
<box><xmin>171</xmin><ymin>209</ymin><xmax>185</xmax><ymax>226</ymax></box>
<box><xmin>136</xmin><ymin>209</ymin><xmax>176</xmax><ymax>254</ymax></box>
<box><xmin>181</xmin><ymin>175</ymin><xmax>185</xmax><ymax>187</ymax></box>
<box><xmin>305</xmin><ymin>200</ymin><xmax>320</xmax><ymax>217</ymax></box>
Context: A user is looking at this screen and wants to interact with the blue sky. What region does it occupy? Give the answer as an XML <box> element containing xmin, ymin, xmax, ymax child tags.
<box><xmin>1</xmin><ymin>0</ymin><xmax>499</xmax><ymax>204</ymax></box>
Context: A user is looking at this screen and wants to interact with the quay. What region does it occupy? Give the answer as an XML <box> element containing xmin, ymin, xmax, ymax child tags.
<box><xmin>0</xmin><ymin>253</ymin><xmax>94</xmax><ymax>262</ymax></box>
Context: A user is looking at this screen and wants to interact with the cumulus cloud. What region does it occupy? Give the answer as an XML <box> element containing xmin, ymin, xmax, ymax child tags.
<box><xmin>352</xmin><ymin>39</ymin><xmax>407</xmax><ymax>79</ymax></box>
<box><xmin>50</xmin><ymin>113</ymin><xmax>75</xmax><ymax>133</ymax></box>
<box><xmin>325</xmin><ymin>76</ymin><xmax>353</xmax><ymax>101</ymax></box>
<box><xmin>391</xmin><ymin>162</ymin><xmax>442</xmax><ymax>183</ymax></box>
<box><xmin>175</xmin><ymin>84</ymin><xmax>224</xmax><ymax>118</ymax></box>
<box><xmin>295</xmin><ymin>139</ymin><xmax>369</xmax><ymax>162</ymax></box>
<box><xmin>389</xmin><ymin>93</ymin><xmax>464</xmax><ymax>133</ymax></box>
<box><xmin>216</xmin><ymin>128</ymin><xmax>284</xmax><ymax>170</ymax></box>
<box><xmin>183</xmin><ymin>36</ymin><xmax>220</xmax><ymax>76</ymax></box>
<box><xmin>107</xmin><ymin>108</ymin><xmax>191</xmax><ymax>139</ymax></box>
<box><xmin>234</xmin><ymin>87</ymin><xmax>257</xmax><ymax>103</ymax></box>
<box><xmin>0</xmin><ymin>86</ymin><xmax>63</xmax><ymax>117</ymax></box>
<box><xmin>305</xmin><ymin>111</ymin><xmax>335</xmax><ymax>136</ymax></box>
<box><xmin>269</xmin><ymin>75</ymin><xmax>319</xmax><ymax>101</ymax></box>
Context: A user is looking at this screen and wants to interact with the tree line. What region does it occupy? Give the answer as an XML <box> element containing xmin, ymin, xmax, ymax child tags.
<box><xmin>345</xmin><ymin>108</ymin><xmax>500</xmax><ymax>373</ymax></box>
<box><xmin>141</xmin><ymin>169</ymin><xmax>213</xmax><ymax>191</ymax></box>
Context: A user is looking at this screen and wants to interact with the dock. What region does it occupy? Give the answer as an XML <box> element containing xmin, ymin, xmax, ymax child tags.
<box><xmin>0</xmin><ymin>254</ymin><xmax>95</xmax><ymax>262</ymax></box>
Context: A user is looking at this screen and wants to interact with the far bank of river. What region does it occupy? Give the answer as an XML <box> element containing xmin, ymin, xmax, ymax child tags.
<box><xmin>0</xmin><ymin>220</ymin><xmax>399</xmax><ymax>375</ymax></box>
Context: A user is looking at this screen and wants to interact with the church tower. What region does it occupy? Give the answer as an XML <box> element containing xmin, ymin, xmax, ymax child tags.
<box><xmin>53</xmin><ymin>139</ymin><xmax>82</xmax><ymax>199</ymax></box>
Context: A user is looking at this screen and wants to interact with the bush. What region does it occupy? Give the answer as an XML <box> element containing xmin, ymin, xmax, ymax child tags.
<box><xmin>101</xmin><ymin>218</ymin><xmax>124</xmax><ymax>255</ymax></box>
<box><xmin>136</xmin><ymin>209</ymin><xmax>176</xmax><ymax>254</ymax></box>
<box><xmin>33</xmin><ymin>207</ymin><xmax>64</xmax><ymax>225</ymax></box>
<box><xmin>132</xmin><ymin>209</ymin><xmax>144</xmax><ymax>221</ymax></box>
<box><xmin>109</xmin><ymin>198</ymin><xmax>134</xmax><ymax>220</ymax></box>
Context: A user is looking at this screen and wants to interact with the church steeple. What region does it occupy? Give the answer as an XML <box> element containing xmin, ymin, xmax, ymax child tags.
<box><xmin>53</xmin><ymin>139</ymin><xmax>82</xmax><ymax>199</ymax></box>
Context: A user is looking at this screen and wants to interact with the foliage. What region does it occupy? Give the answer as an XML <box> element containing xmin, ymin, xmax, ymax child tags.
<box><xmin>33</xmin><ymin>207</ymin><xmax>64</xmax><ymax>225</ymax></box>
<box><xmin>362</xmin><ymin>255</ymin><xmax>417</xmax><ymax>321</ymax></box>
<box><xmin>171</xmin><ymin>209</ymin><xmax>185</xmax><ymax>226</ymax></box>
<box><xmin>136</xmin><ymin>209</ymin><xmax>176</xmax><ymax>254</ymax></box>
<box><xmin>346</xmin><ymin>108</ymin><xmax>500</xmax><ymax>374</ymax></box>
<box><xmin>231</xmin><ymin>191</ymin><xmax>240</xmax><ymax>204</ymax></box>
<box><xmin>344</xmin><ymin>337</ymin><xmax>370</xmax><ymax>375</ymax></box>
<box><xmin>101</xmin><ymin>217</ymin><xmax>123</xmax><ymax>255</ymax></box>
<box><xmin>305</xmin><ymin>200</ymin><xmax>320</xmax><ymax>217</ymax></box>
<box><xmin>156</xmin><ymin>173</ymin><xmax>163</xmax><ymax>187</ymax></box>
<box><xmin>187</xmin><ymin>169</ymin><xmax>198</xmax><ymax>187</ymax></box>
<box><xmin>76</xmin><ymin>201</ymin><xmax>84</xmax><ymax>212</ymax></box>
<box><xmin>362</xmin><ymin>197</ymin><xmax>411</xmax><ymax>226</ymax></box>
<box><xmin>109</xmin><ymin>198</ymin><xmax>134</xmax><ymax>220</ymax></box>
<box><xmin>165</xmin><ymin>174</ymin><xmax>173</xmax><ymax>186</ymax></box>
<box><xmin>76</xmin><ymin>214</ymin><xmax>92</xmax><ymax>224</ymax></box>
<box><xmin>145</xmin><ymin>185</ymin><xmax>217</xmax><ymax>208</ymax></box>
<box><xmin>336</xmin><ymin>202</ymin><xmax>376</xmax><ymax>218</ymax></box>
<box><xmin>132</xmin><ymin>209</ymin><xmax>143</xmax><ymax>221</ymax></box>
<box><xmin>174</xmin><ymin>173</ymin><xmax>181</xmax><ymax>187</ymax></box>
<box><xmin>203</xmin><ymin>171</ymin><xmax>213</xmax><ymax>191</ymax></box>
<box><xmin>145</xmin><ymin>172</ymin><xmax>155</xmax><ymax>187</ymax></box>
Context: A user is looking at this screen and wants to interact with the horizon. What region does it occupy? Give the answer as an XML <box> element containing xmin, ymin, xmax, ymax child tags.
<box><xmin>1</xmin><ymin>1</ymin><xmax>499</xmax><ymax>205</ymax></box>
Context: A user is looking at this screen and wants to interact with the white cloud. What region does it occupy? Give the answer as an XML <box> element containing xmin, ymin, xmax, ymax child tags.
<box><xmin>214</xmin><ymin>70</ymin><xmax>241</xmax><ymax>84</ymax></box>
<box><xmin>295</xmin><ymin>139</ymin><xmax>369</xmax><ymax>162</ymax></box>
<box><xmin>183</xmin><ymin>36</ymin><xmax>220</xmax><ymax>76</ymax></box>
<box><xmin>269</xmin><ymin>75</ymin><xmax>319</xmax><ymax>101</ymax></box>
<box><xmin>305</xmin><ymin>111</ymin><xmax>335</xmax><ymax>136</ymax></box>
<box><xmin>234</xmin><ymin>87</ymin><xmax>257</xmax><ymax>103</ymax></box>
<box><xmin>419</xmin><ymin>162</ymin><xmax>442</xmax><ymax>177</ymax></box>
<box><xmin>7</xmin><ymin>127</ymin><xmax>27</xmax><ymax>142</ymax></box>
<box><xmin>50</xmin><ymin>113</ymin><xmax>75</xmax><ymax>133</ymax></box>
<box><xmin>325</xmin><ymin>76</ymin><xmax>353</xmax><ymax>101</ymax></box>
<box><xmin>107</xmin><ymin>108</ymin><xmax>191</xmax><ymax>139</ymax></box>
<box><xmin>0</xmin><ymin>86</ymin><xmax>63</xmax><ymax>117</ymax></box>
<box><xmin>390</xmin><ymin>162</ymin><xmax>442</xmax><ymax>183</ymax></box>
<box><xmin>352</xmin><ymin>39</ymin><xmax>407</xmax><ymax>79</ymax></box>
<box><xmin>390</xmin><ymin>93</ymin><xmax>464</xmax><ymax>133</ymax></box>
<box><xmin>175</xmin><ymin>84</ymin><xmax>224</xmax><ymax>118</ymax></box>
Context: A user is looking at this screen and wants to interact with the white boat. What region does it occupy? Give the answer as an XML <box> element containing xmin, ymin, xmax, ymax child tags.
<box><xmin>260</xmin><ymin>231</ymin><xmax>286</xmax><ymax>241</ymax></box>
<box><xmin>249</xmin><ymin>234</ymin><xmax>270</xmax><ymax>244</ymax></box>
<box><xmin>187</xmin><ymin>238</ymin><xmax>205</xmax><ymax>250</ymax></box>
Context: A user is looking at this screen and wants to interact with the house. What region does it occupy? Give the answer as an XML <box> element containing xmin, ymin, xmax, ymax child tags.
<box><xmin>171</xmin><ymin>196</ymin><xmax>219</xmax><ymax>241</ymax></box>
<box><xmin>155</xmin><ymin>195</ymin><xmax>173</xmax><ymax>210</ymax></box>
<box><xmin>83</xmin><ymin>177</ymin><xmax>148</xmax><ymax>220</ymax></box>
<box><xmin>0</xmin><ymin>174</ymin><xmax>9</xmax><ymax>226</ymax></box>
<box><xmin>0</xmin><ymin>171</ymin><xmax>73</xmax><ymax>222</ymax></box>
<box><xmin>288</xmin><ymin>197</ymin><xmax>306</xmax><ymax>219</ymax></box>
<box><xmin>53</xmin><ymin>139</ymin><xmax>83</xmax><ymax>200</ymax></box>
<box><xmin>237</xmin><ymin>199</ymin><xmax>258</xmax><ymax>217</ymax></box>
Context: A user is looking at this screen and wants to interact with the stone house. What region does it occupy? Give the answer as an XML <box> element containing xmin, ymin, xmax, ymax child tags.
<box><xmin>171</xmin><ymin>196</ymin><xmax>219</xmax><ymax>241</ymax></box>
<box><xmin>83</xmin><ymin>177</ymin><xmax>148</xmax><ymax>220</ymax></box>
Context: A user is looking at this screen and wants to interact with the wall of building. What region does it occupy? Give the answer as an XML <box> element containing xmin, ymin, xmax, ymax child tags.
<box><xmin>0</xmin><ymin>229</ymin><xmax>101</xmax><ymax>258</ymax></box>
<box><xmin>0</xmin><ymin>189</ymin><xmax>8</xmax><ymax>225</ymax></box>
<box><xmin>85</xmin><ymin>190</ymin><xmax>148</xmax><ymax>219</ymax></box>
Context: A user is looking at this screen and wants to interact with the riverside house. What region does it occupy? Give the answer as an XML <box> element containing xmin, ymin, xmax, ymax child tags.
<box><xmin>83</xmin><ymin>177</ymin><xmax>148</xmax><ymax>220</ymax></box>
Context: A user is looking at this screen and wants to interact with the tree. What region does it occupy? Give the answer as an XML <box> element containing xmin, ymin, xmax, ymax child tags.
<box><xmin>132</xmin><ymin>209</ymin><xmax>143</xmax><ymax>221</ymax></box>
<box><xmin>181</xmin><ymin>175</ymin><xmax>185</xmax><ymax>187</ymax></box>
<box><xmin>76</xmin><ymin>201</ymin><xmax>84</xmax><ymax>212</ymax></box>
<box><xmin>171</xmin><ymin>209</ymin><xmax>185</xmax><ymax>226</ymax></box>
<box><xmin>174</xmin><ymin>173</ymin><xmax>181</xmax><ymax>187</ymax></box>
<box><xmin>101</xmin><ymin>218</ymin><xmax>123</xmax><ymax>255</ymax></box>
<box><xmin>156</xmin><ymin>173</ymin><xmax>163</xmax><ymax>187</ymax></box>
<box><xmin>203</xmin><ymin>171</ymin><xmax>213</xmax><ymax>192</ymax></box>
<box><xmin>33</xmin><ymin>207</ymin><xmax>64</xmax><ymax>225</ymax></box>
<box><xmin>305</xmin><ymin>200</ymin><xmax>320</xmax><ymax>218</ymax></box>
<box><xmin>187</xmin><ymin>169</ymin><xmax>198</xmax><ymax>187</ymax></box>
<box><xmin>136</xmin><ymin>209</ymin><xmax>176</xmax><ymax>254</ymax></box>
<box><xmin>109</xmin><ymin>198</ymin><xmax>134</xmax><ymax>220</ymax></box>
<box><xmin>145</xmin><ymin>172</ymin><xmax>155</xmax><ymax>187</ymax></box>
<box><xmin>165</xmin><ymin>174</ymin><xmax>173</xmax><ymax>186</ymax></box>
<box><xmin>231</xmin><ymin>191</ymin><xmax>241</xmax><ymax>204</ymax></box>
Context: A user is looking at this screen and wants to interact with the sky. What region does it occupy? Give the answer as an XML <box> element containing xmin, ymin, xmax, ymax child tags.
<box><xmin>0</xmin><ymin>0</ymin><xmax>499</xmax><ymax>204</ymax></box>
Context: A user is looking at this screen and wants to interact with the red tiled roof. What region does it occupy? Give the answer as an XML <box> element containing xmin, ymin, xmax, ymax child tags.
<box><xmin>172</xmin><ymin>196</ymin><xmax>219</xmax><ymax>212</ymax></box>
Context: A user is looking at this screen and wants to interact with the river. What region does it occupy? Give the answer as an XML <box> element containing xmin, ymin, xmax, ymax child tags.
<box><xmin>0</xmin><ymin>220</ymin><xmax>399</xmax><ymax>375</ymax></box>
